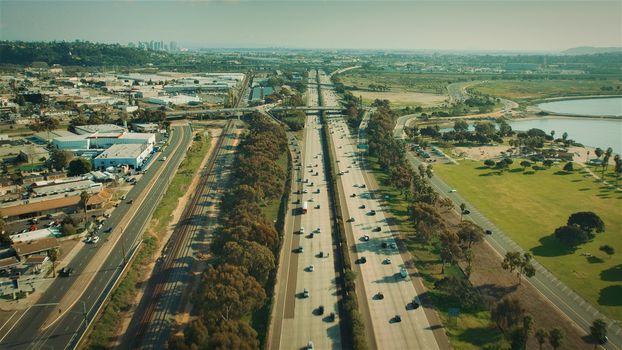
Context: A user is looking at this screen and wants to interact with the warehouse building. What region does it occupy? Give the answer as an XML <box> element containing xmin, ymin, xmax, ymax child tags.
<box><xmin>73</xmin><ymin>124</ymin><xmax>127</xmax><ymax>135</ymax></box>
<box><xmin>52</xmin><ymin>132</ymin><xmax>155</xmax><ymax>150</ymax></box>
<box><xmin>93</xmin><ymin>143</ymin><xmax>153</xmax><ymax>170</ymax></box>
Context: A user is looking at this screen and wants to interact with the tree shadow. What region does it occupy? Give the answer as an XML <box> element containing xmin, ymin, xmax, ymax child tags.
<box><xmin>509</xmin><ymin>168</ymin><xmax>523</xmax><ymax>173</ymax></box>
<box><xmin>571</xmin><ymin>179</ymin><xmax>582</xmax><ymax>182</ymax></box>
<box><xmin>522</xmin><ymin>171</ymin><xmax>535</xmax><ymax>175</ymax></box>
<box><xmin>531</xmin><ymin>234</ymin><xmax>575</xmax><ymax>257</ymax></box>
<box><xmin>554</xmin><ymin>171</ymin><xmax>571</xmax><ymax>175</ymax></box>
<box><xmin>477</xmin><ymin>283</ymin><xmax>518</xmax><ymax>300</ymax></box>
<box><xmin>587</xmin><ymin>256</ymin><xmax>605</xmax><ymax>264</ymax></box>
<box><xmin>475</xmin><ymin>166</ymin><xmax>490</xmax><ymax>170</ymax></box>
<box><xmin>598</xmin><ymin>285</ymin><xmax>622</xmax><ymax>306</ymax></box>
<box><xmin>578</xmin><ymin>188</ymin><xmax>590</xmax><ymax>191</ymax></box>
<box><xmin>457</xmin><ymin>325</ymin><xmax>506</xmax><ymax>347</ymax></box>
<box><xmin>600</xmin><ymin>264</ymin><xmax>622</xmax><ymax>281</ymax></box>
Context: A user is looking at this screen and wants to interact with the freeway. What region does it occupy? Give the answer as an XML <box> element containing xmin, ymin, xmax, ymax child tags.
<box><xmin>399</xmin><ymin>143</ymin><xmax>622</xmax><ymax>349</ymax></box>
<box><xmin>0</xmin><ymin>124</ymin><xmax>193</xmax><ymax>350</ymax></box>
<box><xmin>319</xmin><ymin>70</ymin><xmax>441</xmax><ymax>349</ymax></box>
<box><xmin>271</xmin><ymin>70</ymin><xmax>343</xmax><ymax>350</ymax></box>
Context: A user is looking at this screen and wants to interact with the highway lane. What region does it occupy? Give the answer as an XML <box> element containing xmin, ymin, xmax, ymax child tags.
<box><xmin>319</xmin><ymin>68</ymin><xmax>440</xmax><ymax>349</ymax></box>
<box><xmin>402</xmin><ymin>151</ymin><xmax>622</xmax><ymax>350</ymax></box>
<box><xmin>275</xmin><ymin>70</ymin><xmax>343</xmax><ymax>350</ymax></box>
<box><xmin>0</xmin><ymin>124</ymin><xmax>193</xmax><ymax>350</ymax></box>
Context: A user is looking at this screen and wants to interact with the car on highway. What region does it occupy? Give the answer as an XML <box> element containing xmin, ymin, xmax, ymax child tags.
<box><xmin>383</xmin><ymin>258</ymin><xmax>392</xmax><ymax>264</ymax></box>
<box><xmin>362</xmin><ymin>235</ymin><xmax>370</xmax><ymax>241</ymax></box>
<box><xmin>359</xmin><ymin>204</ymin><xmax>366</xmax><ymax>209</ymax></box>
<box><xmin>347</xmin><ymin>217</ymin><xmax>355</xmax><ymax>222</ymax></box>
<box><xmin>317</xmin><ymin>305</ymin><xmax>324</xmax><ymax>315</ymax></box>
<box><xmin>307</xmin><ymin>341</ymin><xmax>314</xmax><ymax>350</ymax></box>
<box><xmin>357</xmin><ymin>256</ymin><xmax>367</xmax><ymax>264</ymax></box>
<box><xmin>60</xmin><ymin>267</ymin><xmax>74</xmax><ymax>277</ymax></box>
<box><xmin>376</xmin><ymin>292</ymin><xmax>384</xmax><ymax>300</ymax></box>
<box><xmin>307</xmin><ymin>265</ymin><xmax>314</xmax><ymax>272</ymax></box>
<box><xmin>315</xmin><ymin>227</ymin><xmax>321</xmax><ymax>233</ymax></box>
<box><xmin>393</xmin><ymin>315</ymin><xmax>402</xmax><ymax>323</ymax></box>
<box><xmin>303</xmin><ymin>189</ymin><xmax>308</xmax><ymax>194</ymax></box>
<box><xmin>369</xmin><ymin>210</ymin><xmax>376</xmax><ymax>215</ymax></box>
<box><xmin>485</xmin><ymin>229</ymin><xmax>493</xmax><ymax>235</ymax></box>
<box><xmin>373</xmin><ymin>226</ymin><xmax>381</xmax><ymax>232</ymax></box>
<box><xmin>296</xmin><ymin>246</ymin><xmax>304</xmax><ymax>253</ymax></box>
<box><xmin>449</xmin><ymin>189</ymin><xmax>457</xmax><ymax>193</ymax></box>
<box><xmin>400</xmin><ymin>267</ymin><xmax>408</xmax><ymax>278</ymax></box>
<box><xmin>299</xmin><ymin>227</ymin><xmax>305</xmax><ymax>234</ymax></box>
<box><xmin>302</xmin><ymin>288</ymin><xmax>309</xmax><ymax>298</ymax></box>
<box><xmin>351</xmin><ymin>193</ymin><xmax>356</xmax><ymax>197</ymax></box>
<box><xmin>328</xmin><ymin>312</ymin><xmax>336</xmax><ymax>322</ymax></box>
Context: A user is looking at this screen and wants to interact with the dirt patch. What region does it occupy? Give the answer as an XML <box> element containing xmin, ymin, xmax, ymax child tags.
<box><xmin>352</xmin><ymin>90</ymin><xmax>446</xmax><ymax>107</ymax></box>
<box><xmin>453</xmin><ymin>145</ymin><xmax>513</xmax><ymax>161</ymax></box>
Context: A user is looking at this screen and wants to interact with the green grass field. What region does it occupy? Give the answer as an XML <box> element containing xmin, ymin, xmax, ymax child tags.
<box><xmin>435</xmin><ymin>160</ymin><xmax>622</xmax><ymax>320</ymax></box>
<box><xmin>339</xmin><ymin>70</ymin><xmax>468</xmax><ymax>95</ymax></box>
<box><xmin>367</xmin><ymin>155</ymin><xmax>508</xmax><ymax>350</ymax></box>
<box><xmin>472</xmin><ymin>80</ymin><xmax>622</xmax><ymax>102</ymax></box>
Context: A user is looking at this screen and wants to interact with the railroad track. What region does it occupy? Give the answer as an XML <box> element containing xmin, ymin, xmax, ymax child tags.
<box><xmin>131</xmin><ymin>119</ymin><xmax>236</xmax><ymax>348</ymax></box>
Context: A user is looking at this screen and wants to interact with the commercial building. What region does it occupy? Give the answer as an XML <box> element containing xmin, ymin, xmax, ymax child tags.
<box><xmin>31</xmin><ymin>178</ymin><xmax>102</xmax><ymax>197</ymax></box>
<box><xmin>52</xmin><ymin>132</ymin><xmax>155</xmax><ymax>150</ymax></box>
<box><xmin>93</xmin><ymin>143</ymin><xmax>153</xmax><ymax>169</ymax></box>
<box><xmin>73</xmin><ymin>124</ymin><xmax>127</xmax><ymax>135</ymax></box>
<box><xmin>132</xmin><ymin>123</ymin><xmax>159</xmax><ymax>133</ymax></box>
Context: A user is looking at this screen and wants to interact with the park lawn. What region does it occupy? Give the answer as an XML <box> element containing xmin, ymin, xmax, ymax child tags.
<box><xmin>472</xmin><ymin>79</ymin><xmax>622</xmax><ymax>103</ymax></box>
<box><xmin>367</xmin><ymin>155</ymin><xmax>508</xmax><ymax>350</ymax></box>
<box><xmin>434</xmin><ymin>160</ymin><xmax>622</xmax><ymax>321</ymax></box>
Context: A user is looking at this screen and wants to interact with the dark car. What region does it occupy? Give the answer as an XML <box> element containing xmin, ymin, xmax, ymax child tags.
<box><xmin>376</xmin><ymin>292</ymin><xmax>385</xmax><ymax>300</ymax></box>
<box><xmin>60</xmin><ymin>267</ymin><xmax>74</xmax><ymax>277</ymax></box>
<box><xmin>373</xmin><ymin>226</ymin><xmax>382</xmax><ymax>232</ymax></box>
<box><xmin>485</xmin><ymin>229</ymin><xmax>493</xmax><ymax>235</ymax></box>
<box><xmin>381</xmin><ymin>242</ymin><xmax>388</xmax><ymax>248</ymax></box>
<box><xmin>357</xmin><ymin>256</ymin><xmax>367</xmax><ymax>264</ymax></box>
<box><xmin>317</xmin><ymin>305</ymin><xmax>325</xmax><ymax>315</ymax></box>
<box><xmin>328</xmin><ymin>312</ymin><xmax>336</xmax><ymax>322</ymax></box>
<box><xmin>393</xmin><ymin>315</ymin><xmax>402</xmax><ymax>323</ymax></box>
<box><xmin>369</xmin><ymin>210</ymin><xmax>376</xmax><ymax>216</ymax></box>
<box><xmin>127</xmin><ymin>199</ymin><xmax>134</xmax><ymax>204</ymax></box>
<box><xmin>104</xmin><ymin>227</ymin><xmax>113</xmax><ymax>233</ymax></box>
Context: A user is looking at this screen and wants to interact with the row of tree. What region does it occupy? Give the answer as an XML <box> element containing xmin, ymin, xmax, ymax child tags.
<box><xmin>169</xmin><ymin>113</ymin><xmax>288</xmax><ymax>350</ymax></box>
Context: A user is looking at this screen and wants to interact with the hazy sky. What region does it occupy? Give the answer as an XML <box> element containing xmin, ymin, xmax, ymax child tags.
<box><xmin>1</xmin><ymin>0</ymin><xmax>620</xmax><ymax>51</ymax></box>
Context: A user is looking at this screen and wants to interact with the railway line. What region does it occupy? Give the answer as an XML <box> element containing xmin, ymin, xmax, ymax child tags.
<box><xmin>128</xmin><ymin>119</ymin><xmax>237</xmax><ymax>348</ymax></box>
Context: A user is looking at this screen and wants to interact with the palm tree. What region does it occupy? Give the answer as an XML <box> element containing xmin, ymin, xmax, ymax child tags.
<box><xmin>80</xmin><ymin>191</ymin><xmax>91</xmax><ymax>223</ymax></box>
<box><xmin>48</xmin><ymin>248</ymin><xmax>59</xmax><ymax>278</ymax></box>
<box><xmin>614</xmin><ymin>155</ymin><xmax>622</xmax><ymax>186</ymax></box>
<box><xmin>548</xmin><ymin>328</ymin><xmax>563</xmax><ymax>350</ymax></box>
<box><xmin>535</xmin><ymin>328</ymin><xmax>548</xmax><ymax>350</ymax></box>
<box><xmin>590</xmin><ymin>319</ymin><xmax>608</xmax><ymax>348</ymax></box>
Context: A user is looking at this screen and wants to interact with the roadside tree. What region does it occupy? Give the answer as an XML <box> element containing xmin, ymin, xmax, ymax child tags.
<box><xmin>548</xmin><ymin>328</ymin><xmax>564</xmax><ymax>350</ymax></box>
<box><xmin>491</xmin><ymin>298</ymin><xmax>524</xmax><ymax>332</ymax></box>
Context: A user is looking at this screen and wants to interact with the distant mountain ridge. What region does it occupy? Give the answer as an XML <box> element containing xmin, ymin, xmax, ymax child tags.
<box><xmin>562</xmin><ymin>46</ymin><xmax>622</xmax><ymax>55</ymax></box>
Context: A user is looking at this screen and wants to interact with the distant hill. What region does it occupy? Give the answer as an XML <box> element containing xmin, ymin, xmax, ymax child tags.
<box><xmin>0</xmin><ymin>40</ymin><xmax>173</xmax><ymax>67</ymax></box>
<box><xmin>561</xmin><ymin>46</ymin><xmax>622</xmax><ymax>55</ymax></box>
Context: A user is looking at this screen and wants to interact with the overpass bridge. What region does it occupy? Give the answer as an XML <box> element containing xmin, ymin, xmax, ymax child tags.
<box><xmin>166</xmin><ymin>105</ymin><xmax>345</xmax><ymax>119</ymax></box>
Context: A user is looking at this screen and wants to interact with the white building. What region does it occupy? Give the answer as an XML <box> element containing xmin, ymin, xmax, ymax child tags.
<box><xmin>93</xmin><ymin>143</ymin><xmax>153</xmax><ymax>169</ymax></box>
<box><xmin>133</xmin><ymin>123</ymin><xmax>159</xmax><ymax>133</ymax></box>
<box><xmin>52</xmin><ymin>132</ymin><xmax>155</xmax><ymax>150</ymax></box>
<box><xmin>74</xmin><ymin>124</ymin><xmax>127</xmax><ymax>135</ymax></box>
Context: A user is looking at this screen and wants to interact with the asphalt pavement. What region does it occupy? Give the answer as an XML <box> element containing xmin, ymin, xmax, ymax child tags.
<box><xmin>0</xmin><ymin>124</ymin><xmax>193</xmax><ymax>350</ymax></box>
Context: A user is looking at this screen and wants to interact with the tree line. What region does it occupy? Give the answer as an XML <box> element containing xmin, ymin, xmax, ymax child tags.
<box><xmin>169</xmin><ymin>114</ymin><xmax>288</xmax><ymax>350</ymax></box>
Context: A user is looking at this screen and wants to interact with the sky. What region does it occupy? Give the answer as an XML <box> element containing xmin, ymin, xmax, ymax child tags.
<box><xmin>0</xmin><ymin>0</ymin><xmax>620</xmax><ymax>51</ymax></box>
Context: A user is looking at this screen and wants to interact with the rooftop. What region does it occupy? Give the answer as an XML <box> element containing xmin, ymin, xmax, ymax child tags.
<box><xmin>95</xmin><ymin>143</ymin><xmax>150</xmax><ymax>159</ymax></box>
<box><xmin>13</xmin><ymin>237</ymin><xmax>60</xmax><ymax>257</ymax></box>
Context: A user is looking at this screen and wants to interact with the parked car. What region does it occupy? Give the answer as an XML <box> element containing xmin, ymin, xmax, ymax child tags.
<box><xmin>91</xmin><ymin>236</ymin><xmax>100</xmax><ymax>244</ymax></box>
<box><xmin>60</xmin><ymin>267</ymin><xmax>74</xmax><ymax>277</ymax></box>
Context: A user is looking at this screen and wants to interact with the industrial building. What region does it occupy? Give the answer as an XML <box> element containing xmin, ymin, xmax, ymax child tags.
<box><xmin>73</xmin><ymin>124</ymin><xmax>127</xmax><ymax>135</ymax></box>
<box><xmin>93</xmin><ymin>143</ymin><xmax>153</xmax><ymax>169</ymax></box>
<box><xmin>52</xmin><ymin>132</ymin><xmax>155</xmax><ymax>150</ymax></box>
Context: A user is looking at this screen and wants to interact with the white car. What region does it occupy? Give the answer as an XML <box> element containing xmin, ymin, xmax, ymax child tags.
<box><xmin>308</xmin><ymin>265</ymin><xmax>315</xmax><ymax>272</ymax></box>
<box><xmin>91</xmin><ymin>236</ymin><xmax>100</xmax><ymax>244</ymax></box>
<box><xmin>299</xmin><ymin>227</ymin><xmax>305</xmax><ymax>234</ymax></box>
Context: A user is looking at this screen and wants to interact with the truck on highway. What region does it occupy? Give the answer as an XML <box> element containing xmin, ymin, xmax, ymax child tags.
<box><xmin>302</xmin><ymin>201</ymin><xmax>308</xmax><ymax>214</ymax></box>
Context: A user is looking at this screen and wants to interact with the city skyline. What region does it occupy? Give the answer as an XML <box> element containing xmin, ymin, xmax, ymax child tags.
<box><xmin>1</xmin><ymin>0</ymin><xmax>620</xmax><ymax>51</ymax></box>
